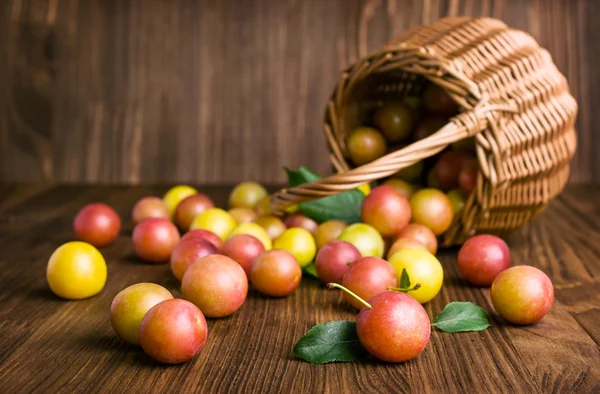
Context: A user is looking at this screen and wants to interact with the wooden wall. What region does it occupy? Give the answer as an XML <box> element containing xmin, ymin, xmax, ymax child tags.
<box><xmin>0</xmin><ymin>0</ymin><xmax>597</xmax><ymax>184</ymax></box>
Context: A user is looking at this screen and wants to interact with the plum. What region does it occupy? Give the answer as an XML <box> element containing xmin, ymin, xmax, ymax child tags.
<box><xmin>458</xmin><ymin>234</ymin><xmax>511</xmax><ymax>286</ymax></box>
<box><xmin>229</xmin><ymin>182</ymin><xmax>268</xmax><ymax>209</ymax></box>
<box><xmin>73</xmin><ymin>203</ymin><xmax>121</xmax><ymax>247</ymax></box>
<box><xmin>315</xmin><ymin>240</ymin><xmax>361</xmax><ymax>284</ymax></box>
<box><xmin>132</xmin><ymin>197</ymin><xmax>170</xmax><ymax>225</ymax></box>
<box><xmin>491</xmin><ymin>266</ymin><xmax>554</xmax><ymax>325</ymax></box>
<box><xmin>174</xmin><ymin>193</ymin><xmax>215</xmax><ymax>231</ymax></box>
<box><xmin>170</xmin><ymin>238</ymin><xmax>219</xmax><ymax>281</ymax></box>
<box><xmin>110</xmin><ymin>283</ymin><xmax>173</xmax><ymax>345</ymax></box>
<box><xmin>346</xmin><ymin>127</ymin><xmax>387</xmax><ymax>165</ymax></box>
<box><xmin>182</xmin><ymin>229</ymin><xmax>223</xmax><ymax>250</ymax></box>
<box><xmin>251</xmin><ymin>250</ymin><xmax>302</xmax><ymax>297</ymax></box>
<box><xmin>139</xmin><ymin>299</ymin><xmax>207</xmax><ymax>364</ymax></box>
<box><xmin>314</xmin><ymin>220</ymin><xmax>347</xmax><ymax>250</ymax></box>
<box><xmin>341</xmin><ymin>257</ymin><xmax>397</xmax><ymax>309</ymax></box>
<box><xmin>221</xmin><ymin>234</ymin><xmax>265</xmax><ymax>277</ymax></box>
<box><xmin>337</xmin><ymin>223</ymin><xmax>385</xmax><ymax>258</ymax></box>
<box><xmin>255</xmin><ymin>215</ymin><xmax>287</xmax><ymax>240</ymax></box>
<box><xmin>182</xmin><ymin>254</ymin><xmax>248</xmax><ymax>318</ymax></box>
<box><xmin>132</xmin><ymin>218</ymin><xmax>180</xmax><ymax>263</ymax></box>
<box><xmin>361</xmin><ymin>185</ymin><xmax>411</xmax><ymax>237</ymax></box>
<box><xmin>409</xmin><ymin>189</ymin><xmax>454</xmax><ymax>236</ymax></box>
<box><xmin>228</xmin><ymin>208</ymin><xmax>258</xmax><ymax>224</ymax></box>
<box><xmin>284</xmin><ymin>213</ymin><xmax>318</xmax><ymax>234</ymax></box>
<box><xmin>395</xmin><ymin>223</ymin><xmax>438</xmax><ymax>255</ymax></box>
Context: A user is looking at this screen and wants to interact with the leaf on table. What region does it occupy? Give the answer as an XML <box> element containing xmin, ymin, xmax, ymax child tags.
<box><xmin>284</xmin><ymin>167</ymin><xmax>364</xmax><ymax>224</ymax></box>
<box><xmin>293</xmin><ymin>321</ymin><xmax>369</xmax><ymax>364</ymax></box>
<box><xmin>432</xmin><ymin>302</ymin><xmax>491</xmax><ymax>333</ymax></box>
<box><xmin>303</xmin><ymin>263</ymin><xmax>319</xmax><ymax>279</ymax></box>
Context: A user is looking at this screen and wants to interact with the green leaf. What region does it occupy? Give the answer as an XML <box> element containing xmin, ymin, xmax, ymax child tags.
<box><xmin>399</xmin><ymin>269</ymin><xmax>411</xmax><ymax>289</ymax></box>
<box><xmin>294</xmin><ymin>321</ymin><xmax>369</xmax><ymax>364</ymax></box>
<box><xmin>432</xmin><ymin>302</ymin><xmax>491</xmax><ymax>333</ymax></box>
<box><xmin>285</xmin><ymin>167</ymin><xmax>365</xmax><ymax>224</ymax></box>
<box><xmin>285</xmin><ymin>166</ymin><xmax>321</xmax><ymax>187</ymax></box>
<box><xmin>303</xmin><ymin>263</ymin><xmax>319</xmax><ymax>279</ymax></box>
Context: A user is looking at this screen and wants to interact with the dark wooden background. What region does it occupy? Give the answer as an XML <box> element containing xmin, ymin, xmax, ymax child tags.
<box><xmin>1</xmin><ymin>0</ymin><xmax>597</xmax><ymax>184</ymax></box>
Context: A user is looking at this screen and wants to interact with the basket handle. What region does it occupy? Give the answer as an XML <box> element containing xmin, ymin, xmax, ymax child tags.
<box><xmin>267</xmin><ymin>102</ymin><xmax>514</xmax><ymax>216</ymax></box>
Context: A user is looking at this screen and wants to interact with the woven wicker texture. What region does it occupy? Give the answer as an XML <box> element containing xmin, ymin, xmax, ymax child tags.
<box><xmin>268</xmin><ymin>17</ymin><xmax>577</xmax><ymax>246</ymax></box>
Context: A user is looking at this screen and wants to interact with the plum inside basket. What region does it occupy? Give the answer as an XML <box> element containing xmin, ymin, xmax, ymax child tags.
<box><xmin>336</xmin><ymin>71</ymin><xmax>477</xmax><ymax>228</ymax></box>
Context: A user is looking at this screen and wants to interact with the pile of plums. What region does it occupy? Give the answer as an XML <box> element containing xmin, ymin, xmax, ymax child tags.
<box><xmin>345</xmin><ymin>83</ymin><xmax>478</xmax><ymax>234</ymax></box>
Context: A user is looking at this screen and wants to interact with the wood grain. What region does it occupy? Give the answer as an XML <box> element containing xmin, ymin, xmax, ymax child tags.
<box><xmin>0</xmin><ymin>0</ymin><xmax>598</xmax><ymax>184</ymax></box>
<box><xmin>0</xmin><ymin>184</ymin><xmax>599</xmax><ymax>393</ymax></box>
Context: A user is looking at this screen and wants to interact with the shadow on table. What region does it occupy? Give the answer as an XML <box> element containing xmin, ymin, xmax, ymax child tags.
<box><xmin>74</xmin><ymin>330</ymin><xmax>185</xmax><ymax>368</ymax></box>
<box><xmin>120</xmin><ymin>253</ymin><xmax>152</xmax><ymax>265</ymax></box>
<box><xmin>27</xmin><ymin>287</ymin><xmax>62</xmax><ymax>302</ymax></box>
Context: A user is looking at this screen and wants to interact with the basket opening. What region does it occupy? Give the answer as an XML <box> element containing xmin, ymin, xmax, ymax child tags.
<box><xmin>334</xmin><ymin>69</ymin><xmax>476</xmax><ymax>207</ymax></box>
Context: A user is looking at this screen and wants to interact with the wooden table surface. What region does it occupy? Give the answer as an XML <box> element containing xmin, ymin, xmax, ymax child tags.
<box><xmin>0</xmin><ymin>184</ymin><xmax>599</xmax><ymax>393</ymax></box>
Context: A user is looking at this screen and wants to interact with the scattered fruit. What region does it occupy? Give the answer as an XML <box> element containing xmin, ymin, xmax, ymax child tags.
<box><xmin>163</xmin><ymin>185</ymin><xmax>198</xmax><ymax>218</ymax></box>
<box><xmin>458</xmin><ymin>234</ymin><xmax>511</xmax><ymax>286</ymax></box>
<box><xmin>361</xmin><ymin>185</ymin><xmax>411</xmax><ymax>237</ymax></box>
<box><xmin>255</xmin><ymin>215</ymin><xmax>287</xmax><ymax>240</ymax></box>
<box><xmin>132</xmin><ymin>218</ymin><xmax>181</xmax><ymax>263</ymax></box>
<box><xmin>229</xmin><ymin>182</ymin><xmax>268</xmax><ymax>209</ymax></box>
<box><xmin>395</xmin><ymin>223</ymin><xmax>438</xmax><ymax>255</ymax></box>
<box><xmin>284</xmin><ymin>213</ymin><xmax>318</xmax><ymax>234</ymax></box>
<box><xmin>181</xmin><ymin>229</ymin><xmax>223</xmax><ymax>250</ymax></box>
<box><xmin>182</xmin><ymin>254</ymin><xmax>248</xmax><ymax>318</ymax></box>
<box><xmin>314</xmin><ymin>220</ymin><xmax>347</xmax><ymax>250</ymax></box>
<box><xmin>139</xmin><ymin>299</ymin><xmax>207</xmax><ymax>364</ymax></box>
<box><xmin>221</xmin><ymin>234</ymin><xmax>265</xmax><ymax>277</ymax></box>
<box><xmin>73</xmin><ymin>203</ymin><xmax>121</xmax><ymax>247</ymax></box>
<box><xmin>346</xmin><ymin>127</ymin><xmax>387</xmax><ymax>165</ymax></box>
<box><xmin>315</xmin><ymin>240</ymin><xmax>361</xmax><ymax>284</ymax></box>
<box><xmin>491</xmin><ymin>266</ymin><xmax>554</xmax><ymax>325</ymax></box>
<box><xmin>337</xmin><ymin>223</ymin><xmax>385</xmax><ymax>258</ymax></box>
<box><xmin>251</xmin><ymin>250</ymin><xmax>302</xmax><ymax>297</ymax></box>
<box><xmin>273</xmin><ymin>227</ymin><xmax>317</xmax><ymax>267</ymax></box>
<box><xmin>388</xmin><ymin>248</ymin><xmax>444</xmax><ymax>304</ymax></box>
<box><xmin>170</xmin><ymin>238</ymin><xmax>219</xmax><ymax>281</ymax></box>
<box><xmin>46</xmin><ymin>241</ymin><xmax>107</xmax><ymax>299</ymax></box>
<box><xmin>132</xmin><ymin>197</ymin><xmax>170</xmax><ymax>225</ymax></box>
<box><xmin>341</xmin><ymin>257</ymin><xmax>397</xmax><ymax>309</ymax></box>
<box><xmin>229</xmin><ymin>222</ymin><xmax>272</xmax><ymax>250</ymax></box>
<box><xmin>228</xmin><ymin>207</ymin><xmax>258</xmax><ymax>225</ymax></box>
<box><xmin>373</xmin><ymin>102</ymin><xmax>414</xmax><ymax>142</ymax></box>
<box><xmin>189</xmin><ymin>208</ymin><xmax>237</xmax><ymax>241</ymax></box>
<box><xmin>410</xmin><ymin>189</ymin><xmax>454</xmax><ymax>236</ymax></box>
<box><xmin>110</xmin><ymin>283</ymin><xmax>173</xmax><ymax>345</ymax></box>
<box><xmin>174</xmin><ymin>193</ymin><xmax>215</xmax><ymax>231</ymax></box>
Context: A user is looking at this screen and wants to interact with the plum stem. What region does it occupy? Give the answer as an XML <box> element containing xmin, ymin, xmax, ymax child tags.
<box><xmin>327</xmin><ymin>283</ymin><xmax>372</xmax><ymax>309</ymax></box>
<box><xmin>387</xmin><ymin>283</ymin><xmax>422</xmax><ymax>293</ymax></box>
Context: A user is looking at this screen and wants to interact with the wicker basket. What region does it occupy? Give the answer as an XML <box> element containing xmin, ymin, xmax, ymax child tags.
<box><xmin>268</xmin><ymin>17</ymin><xmax>577</xmax><ymax>246</ymax></box>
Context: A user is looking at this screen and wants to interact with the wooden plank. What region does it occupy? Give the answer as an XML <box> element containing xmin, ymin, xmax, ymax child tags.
<box><xmin>0</xmin><ymin>184</ymin><xmax>598</xmax><ymax>393</ymax></box>
<box><xmin>1</xmin><ymin>0</ymin><xmax>599</xmax><ymax>184</ymax></box>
